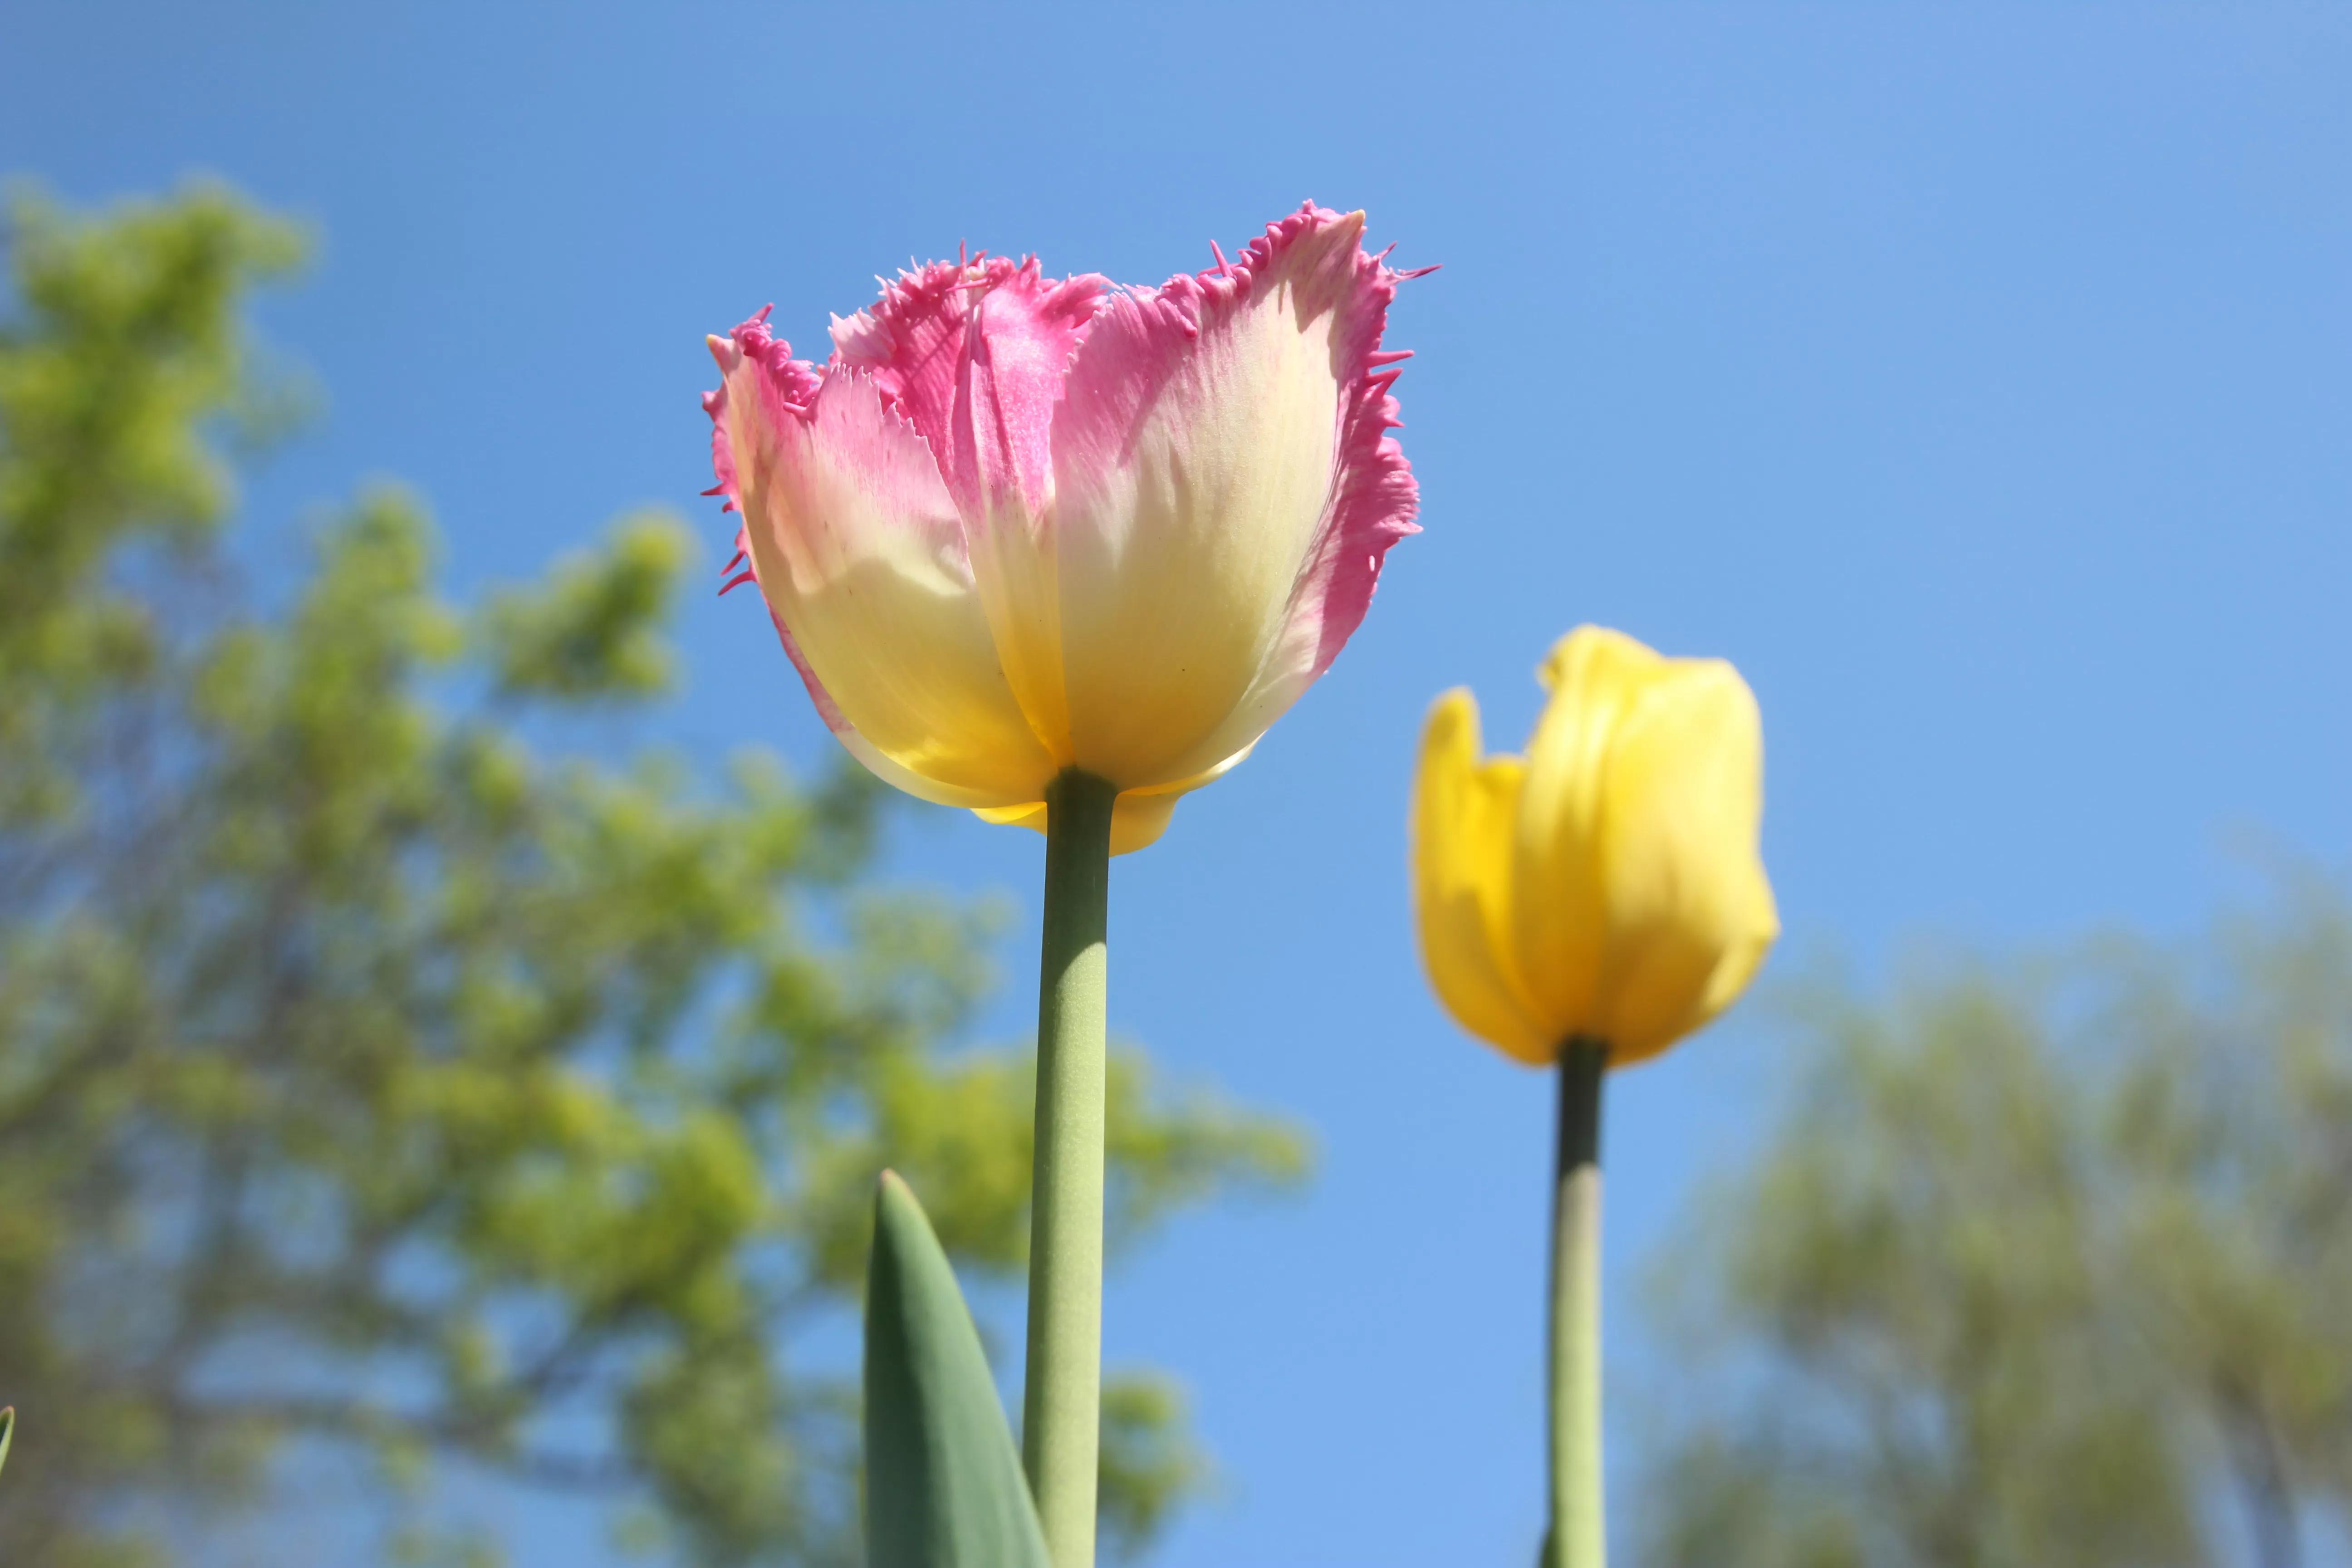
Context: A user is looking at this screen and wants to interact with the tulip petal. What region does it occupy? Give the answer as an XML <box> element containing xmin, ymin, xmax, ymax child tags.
<box><xmin>968</xmin><ymin>740</ymin><xmax>1258</xmax><ymax>857</ymax></box>
<box><xmin>1509</xmin><ymin>627</ymin><xmax>1670</xmax><ymax>1034</ymax></box>
<box><xmin>1031</xmin><ymin>204</ymin><xmax>1420</xmax><ymax>788</ymax></box>
<box><xmin>971</xmin><ymin>793</ymin><xmax>1173</xmax><ymax>858</ymax></box>
<box><xmin>832</xmin><ymin>256</ymin><xmax>1105</xmax><ymax>523</ymax></box>
<box><xmin>705</xmin><ymin>318</ymin><xmax>861</xmax><ymax>753</ymax></box>
<box><xmin>833</xmin><ymin>257</ymin><xmax>1107</xmax><ymax>765</ymax></box>
<box><xmin>1591</xmin><ymin>662</ymin><xmax>1779</xmax><ymax>1063</ymax></box>
<box><xmin>1413</xmin><ymin>691</ymin><xmax>1553</xmax><ymax>1064</ymax></box>
<box><xmin>710</xmin><ymin>321</ymin><xmax>1056</xmax><ymax>806</ymax></box>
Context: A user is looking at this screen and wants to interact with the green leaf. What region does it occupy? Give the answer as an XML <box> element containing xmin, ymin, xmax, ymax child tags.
<box><xmin>1</xmin><ymin>1406</ymin><xmax>15</xmax><ymax>1478</ymax></box>
<box><xmin>864</xmin><ymin>1171</ymin><xmax>1049</xmax><ymax>1568</ymax></box>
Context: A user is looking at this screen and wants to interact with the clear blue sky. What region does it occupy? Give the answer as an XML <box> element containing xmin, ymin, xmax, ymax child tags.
<box><xmin>8</xmin><ymin>4</ymin><xmax>2350</xmax><ymax>1564</ymax></box>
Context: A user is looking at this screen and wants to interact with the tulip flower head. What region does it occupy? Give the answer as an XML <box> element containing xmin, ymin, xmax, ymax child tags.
<box><xmin>1413</xmin><ymin>626</ymin><xmax>1778</xmax><ymax>1069</ymax></box>
<box><xmin>706</xmin><ymin>204</ymin><xmax>1424</xmax><ymax>854</ymax></box>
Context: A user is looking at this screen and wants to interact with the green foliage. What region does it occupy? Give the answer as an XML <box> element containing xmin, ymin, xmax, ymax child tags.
<box><xmin>0</xmin><ymin>183</ymin><xmax>1307</xmax><ymax>1567</ymax></box>
<box><xmin>0</xmin><ymin>181</ymin><xmax>305</xmax><ymax>826</ymax></box>
<box><xmin>482</xmin><ymin>511</ymin><xmax>696</xmax><ymax>700</ymax></box>
<box><xmin>1642</xmin><ymin>1435</ymin><xmax>1864</xmax><ymax>1568</ymax></box>
<box><xmin>1642</xmin><ymin>883</ymin><xmax>2352</xmax><ymax>1568</ymax></box>
<box><xmin>863</xmin><ymin>1174</ymin><xmax>1049</xmax><ymax>1568</ymax></box>
<box><xmin>2097</xmin><ymin>872</ymin><xmax>2352</xmax><ymax>1567</ymax></box>
<box><xmin>1094</xmin><ymin>1374</ymin><xmax>1204</xmax><ymax>1561</ymax></box>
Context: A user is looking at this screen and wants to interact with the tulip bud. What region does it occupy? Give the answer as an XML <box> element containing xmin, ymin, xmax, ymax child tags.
<box><xmin>1413</xmin><ymin>626</ymin><xmax>1777</xmax><ymax>1068</ymax></box>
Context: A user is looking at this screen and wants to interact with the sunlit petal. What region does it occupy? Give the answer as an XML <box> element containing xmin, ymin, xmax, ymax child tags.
<box><xmin>1413</xmin><ymin>691</ymin><xmax>1553</xmax><ymax>1063</ymax></box>
<box><xmin>710</xmin><ymin>321</ymin><xmax>1054</xmax><ymax>804</ymax></box>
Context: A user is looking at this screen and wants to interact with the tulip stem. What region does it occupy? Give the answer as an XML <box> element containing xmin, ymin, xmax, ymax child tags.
<box><xmin>1547</xmin><ymin>1037</ymin><xmax>1609</xmax><ymax>1568</ymax></box>
<box><xmin>1023</xmin><ymin>768</ymin><xmax>1119</xmax><ymax>1568</ymax></box>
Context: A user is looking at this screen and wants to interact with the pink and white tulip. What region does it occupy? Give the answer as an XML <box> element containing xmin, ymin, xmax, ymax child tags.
<box><xmin>705</xmin><ymin>203</ymin><xmax>1424</xmax><ymax>853</ymax></box>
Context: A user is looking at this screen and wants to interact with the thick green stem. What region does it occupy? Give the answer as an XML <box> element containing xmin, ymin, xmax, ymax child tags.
<box><xmin>1547</xmin><ymin>1037</ymin><xmax>1608</xmax><ymax>1568</ymax></box>
<box><xmin>1022</xmin><ymin>768</ymin><xmax>1117</xmax><ymax>1568</ymax></box>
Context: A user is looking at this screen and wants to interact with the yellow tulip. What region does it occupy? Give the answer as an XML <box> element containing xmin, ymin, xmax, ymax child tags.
<box><xmin>1412</xmin><ymin>625</ymin><xmax>1778</xmax><ymax>1068</ymax></box>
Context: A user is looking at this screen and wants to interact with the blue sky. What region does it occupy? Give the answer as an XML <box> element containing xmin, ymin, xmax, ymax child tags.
<box><xmin>8</xmin><ymin>3</ymin><xmax>2350</xmax><ymax>1564</ymax></box>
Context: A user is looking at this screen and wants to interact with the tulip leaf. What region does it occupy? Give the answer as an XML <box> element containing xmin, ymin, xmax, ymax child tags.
<box><xmin>0</xmin><ymin>1406</ymin><xmax>13</xmax><ymax>1479</ymax></box>
<box><xmin>865</xmin><ymin>1171</ymin><xmax>1050</xmax><ymax>1568</ymax></box>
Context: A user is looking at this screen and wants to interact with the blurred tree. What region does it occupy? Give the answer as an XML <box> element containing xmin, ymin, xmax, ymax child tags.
<box><xmin>1640</xmin><ymin>882</ymin><xmax>2352</xmax><ymax>1568</ymax></box>
<box><xmin>2100</xmin><ymin>873</ymin><xmax>2352</xmax><ymax>1568</ymax></box>
<box><xmin>0</xmin><ymin>185</ymin><xmax>1305</xmax><ymax>1568</ymax></box>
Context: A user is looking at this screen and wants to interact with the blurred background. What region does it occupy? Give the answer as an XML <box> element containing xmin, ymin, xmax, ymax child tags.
<box><xmin>3</xmin><ymin>4</ymin><xmax>2349</xmax><ymax>1565</ymax></box>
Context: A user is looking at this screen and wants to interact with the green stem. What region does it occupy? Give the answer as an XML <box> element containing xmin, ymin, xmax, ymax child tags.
<box><xmin>1022</xmin><ymin>768</ymin><xmax>1118</xmax><ymax>1568</ymax></box>
<box><xmin>1548</xmin><ymin>1037</ymin><xmax>1608</xmax><ymax>1568</ymax></box>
